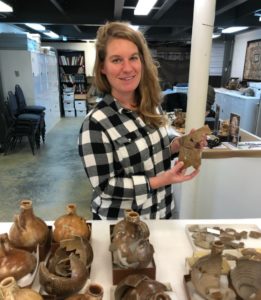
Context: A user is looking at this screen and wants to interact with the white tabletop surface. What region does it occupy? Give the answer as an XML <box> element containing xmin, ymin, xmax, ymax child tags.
<box><xmin>1</xmin><ymin>218</ymin><xmax>261</xmax><ymax>299</ymax></box>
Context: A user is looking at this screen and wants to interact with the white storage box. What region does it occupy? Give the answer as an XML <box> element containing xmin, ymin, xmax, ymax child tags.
<box><xmin>64</xmin><ymin>109</ymin><xmax>75</xmax><ymax>117</ymax></box>
<box><xmin>63</xmin><ymin>87</ymin><xmax>74</xmax><ymax>93</ymax></box>
<box><xmin>76</xmin><ymin>109</ymin><xmax>87</xmax><ymax>117</ymax></box>
<box><xmin>63</xmin><ymin>100</ymin><xmax>74</xmax><ymax>110</ymax></box>
<box><xmin>75</xmin><ymin>100</ymin><xmax>87</xmax><ymax>110</ymax></box>
<box><xmin>63</xmin><ymin>92</ymin><xmax>74</xmax><ymax>101</ymax></box>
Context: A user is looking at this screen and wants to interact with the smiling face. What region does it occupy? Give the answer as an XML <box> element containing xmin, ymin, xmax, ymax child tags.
<box><xmin>101</xmin><ymin>38</ymin><xmax>142</xmax><ymax>103</ymax></box>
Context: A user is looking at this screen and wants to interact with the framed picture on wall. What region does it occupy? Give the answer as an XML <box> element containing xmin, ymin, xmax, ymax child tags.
<box><xmin>243</xmin><ymin>39</ymin><xmax>261</xmax><ymax>81</ymax></box>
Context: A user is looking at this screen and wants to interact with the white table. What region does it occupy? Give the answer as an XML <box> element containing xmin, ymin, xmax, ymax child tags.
<box><xmin>1</xmin><ymin>219</ymin><xmax>261</xmax><ymax>299</ymax></box>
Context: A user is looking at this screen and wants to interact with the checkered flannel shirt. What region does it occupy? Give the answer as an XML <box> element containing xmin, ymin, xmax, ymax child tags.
<box><xmin>78</xmin><ymin>94</ymin><xmax>175</xmax><ymax>219</ymax></box>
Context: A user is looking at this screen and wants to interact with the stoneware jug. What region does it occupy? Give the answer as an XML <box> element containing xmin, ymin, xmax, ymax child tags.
<box><xmin>53</xmin><ymin>203</ymin><xmax>91</xmax><ymax>242</ymax></box>
<box><xmin>0</xmin><ymin>233</ymin><xmax>36</xmax><ymax>281</ymax></box>
<box><xmin>9</xmin><ymin>199</ymin><xmax>49</xmax><ymax>251</ymax></box>
<box><xmin>191</xmin><ymin>240</ymin><xmax>236</xmax><ymax>299</ymax></box>
<box><xmin>0</xmin><ymin>277</ymin><xmax>43</xmax><ymax>300</ymax></box>
<box><xmin>110</xmin><ymin>210</ymin><xmax>154</xmax><ymax>269</ymax></box>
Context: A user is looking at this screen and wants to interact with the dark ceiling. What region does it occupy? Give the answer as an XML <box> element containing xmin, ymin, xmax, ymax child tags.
<box><xmin>1</xmin><ymin>0</ymin><xmax>261</xmax><ymax>44</ymax></box>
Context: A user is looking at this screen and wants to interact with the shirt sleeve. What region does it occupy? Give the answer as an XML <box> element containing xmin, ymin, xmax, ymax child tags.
<box><xmin>78</xmin><ymin>116</ymin><xmax>150</xmax><ymax>207</ymax></box>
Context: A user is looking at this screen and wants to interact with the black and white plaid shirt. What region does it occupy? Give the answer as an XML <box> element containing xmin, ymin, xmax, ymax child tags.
<box><xmin>78</xmin><ymin>94</ymin><xmax>175</xmax><ymax>219</ymax></box>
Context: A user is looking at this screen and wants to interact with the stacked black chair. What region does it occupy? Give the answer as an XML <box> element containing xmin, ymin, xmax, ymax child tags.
<box><xmin>0</xmin><ymin>111</ymin><xmax>38</xmax><ymax>155</ymax></box>
<box><xmin>15</xmin><ymin>84</ymin><xmax>46</xmax><ymax>143</ymax></box>
<box><xmin>0</xmin><ymin>102</ymin><xmax>38</xmax><ymax>155</ymax></box>
<box><xmin>0</xmin><ymin>112</ymin><xmax>13</xmax><ymax>154</ymax></box>
<box><xmin>6</xmin><ymin>91</ymin><xmax>41</xmax><ymax>154</ymax></box>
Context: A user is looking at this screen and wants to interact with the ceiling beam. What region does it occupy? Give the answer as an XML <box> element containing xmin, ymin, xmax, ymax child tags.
<box><xmin>114</xmin><ymin>0</ymin><xmax>125</xmax><ymax>20</ymax></box>
<box><xmin>73</xmin><ymin>25</ymin><xmax>82</xmax><ymax>33</ymax></box>
<box><xmin>216</xmin><ymin>0</ymin><xmax>248</xmax><ymax>15</ymax></box>
<box><xmin>153</xmin><ymin>0</ymin><xmax>179</xmax><ymax>20</ymax></box>
<box><xmin>49</xmin><ymin>0</ymin><xmax>81</xmax><ymax>33</ymax></box>
<box><xmin>141</xmin><ymin>0</ymin><xmax>179</xmax><ymax>34</ymax></box>
<box><xmin>49</xmin><ymin>0</ymin><xmax>67</xmax><ymax>16</ymax></box>
<box><xmin>1</xmin><ymin>15</ymin><xmax>193</xmax><ymax>27</ymax></box>
<box><xmin>146</xmin><ymin>33</ymin><xmax>191</xmax><ymax>42</ymax></box>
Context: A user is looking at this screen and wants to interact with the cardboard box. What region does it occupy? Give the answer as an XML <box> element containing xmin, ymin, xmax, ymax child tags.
<box><xmin>63</xmin><ymin>100</ymin><xmax>74</xmax><ymax>110</ymax></box>
<box><xmin>75</xmin><ymin>100</ymin><xmax>87</xmax><ymax>110</ymax></box>
<box><xmin>76</xmin><ymin>109</ymin><xmax>87</xmax><ymax>117</ymax></box>
<box><xmin>64</xmin><ymin>109</ymin><xmax>75</xmax><ymax>117</ymax></box>
<box><xmin>112</xmin><ymin>258</ymin><xmax>156</xmax><ymax>285</ymax></box>
<box><xmin>74</xmin><ymin>94</ymin><xmax>87</xmax><ymax>100</ymax></box>
<box><xmin>63</xmin><ymin>92</ymin><xmax>74</xmax><ymax>101</ymax></box>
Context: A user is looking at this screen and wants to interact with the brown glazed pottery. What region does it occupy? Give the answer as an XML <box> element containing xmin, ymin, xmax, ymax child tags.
<box><xmin>0</xmin><ymin>276</ymin><xmax>43</xmax><ymax>300</ymax></box>
<box><xmin>0</xmin><ymin>233</ymin><xmax>37</xmax><ymax>281</ymax></box>
<box><xmin>39</xmin><ymin>236</ymin><xmax>92</xmax><ymax>297</ymax></box>
<box><xmin>8</xmin><ymin>199</ymin><xmax>49</xmax><ymax>250</ymax></box>
<box><xmin>190</xmin><ymin>240</ymin><xmax>236</xmax><ymax>299</ymax></box>
<box><xmin>110</xmin><ymin>210</ymin><xmax>154</xmax><ymax>269</ymax></box>
<box><xmin>65</xmin><ymin>283</ymin><xmax>104</xmax><ymax>300</ymax></box>
<box><xmin>48</xmin><ymin>236</ymin><xmax>93</xmax><ymax>275</ymax></box>
<box><xmin>114</xmin><ymin>274</ymin><xmax>171</xmax><ymax>300</ymax></box>
<box><xmin>230</xmin><ymin>258</ymin><xmax>261</xmax><ymax>300</ymax></box>
<box><xmin>53</xmin><ymin>203</ymin><xmax>91</xmax><ymax>242</ymax></box>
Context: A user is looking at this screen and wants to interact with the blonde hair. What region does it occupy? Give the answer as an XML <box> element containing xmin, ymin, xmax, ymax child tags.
<box><xmin>93</xmin><ymin>21</ymin><xmax>166</xmax><ymax>128</ymax></box>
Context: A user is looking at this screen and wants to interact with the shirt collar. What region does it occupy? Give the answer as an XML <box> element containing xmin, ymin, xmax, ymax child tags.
<box><xmin>102</xmin><ymin>94</ymin><xmax>135</xmax><ymax>114</ymax></box>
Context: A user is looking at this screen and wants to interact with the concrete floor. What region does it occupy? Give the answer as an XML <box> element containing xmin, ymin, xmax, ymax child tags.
<box><xmin>0</xmin><ymin>117</ymin><xmax>93</xmax><ymax>222</ymax></box>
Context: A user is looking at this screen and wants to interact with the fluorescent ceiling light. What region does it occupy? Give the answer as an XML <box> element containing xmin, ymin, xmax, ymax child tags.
<box><xmin>0</xmin><ymin>1</ymin><xmax>13</xmax><ymax>12</ymax></box>
<box><xmin>129</xmin><ymin>25</ymin><xmax>139</xmax><ymax>31</ymax></box>
<box><xmin>134</xmin><ymin>0</ymin><xmax>157</xmax><ymax>15</ymax></box>
<box><xmin>25</xmin><ymin>23</ymin><xmax>46</xmax><ymax>31</ymax></box>
<box><xmin>222</xmin><ymin>26</ymin><xmax>248</xmax><ymax>34</ymax></box>
<box><xmin>254</xmin><ymin>9</ymin><xmax>261</xmax><ymax>17</ymax></box>
<box><xmin>212</xmin><ymin>33</ymin><xmax>221</xmax><ymax>39</ymax></box>
<box><xmin>43</xmin><ymin>31</ymin><xmax>59</xmax><ymax>39</ymax></box>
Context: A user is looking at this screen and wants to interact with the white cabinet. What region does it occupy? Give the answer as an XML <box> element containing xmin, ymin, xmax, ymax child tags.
<box><xmin>214</xmin><ymin>88</ymin><xmax>260</xmax><ymax>134</ymax></box>
<box><xmin>0</xmin><ymin>50</ymin><xmax>60</xmax><ymax>132</ymax></box>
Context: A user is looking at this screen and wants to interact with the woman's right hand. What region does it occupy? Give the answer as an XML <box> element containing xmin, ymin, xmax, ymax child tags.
<box><xmin>166</xmin><ymin>161</ymin><xmax>199</xmax><ymax>183</ymax></box>
<box><xmin>149</xmin><ymin>161</ymin><xmax>199</xmax><ymax>190</ymax></box>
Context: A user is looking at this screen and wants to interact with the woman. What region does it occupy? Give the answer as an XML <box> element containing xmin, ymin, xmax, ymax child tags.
<box><xmin>78</xmin><ymin>21</ymin><xmax>200</xmax><ymax>220</ymax></box>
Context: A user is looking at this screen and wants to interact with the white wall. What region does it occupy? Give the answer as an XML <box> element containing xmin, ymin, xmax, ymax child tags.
<box><xmin>42</xmin><ymin>41</ymin><xmax>96</xmax><ymax>76</ymax></box>
<box><xmin>231</xmin><ymin>28</ymin><xmax>261</xmax><ymax>81</ymax></box>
